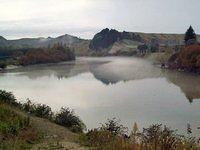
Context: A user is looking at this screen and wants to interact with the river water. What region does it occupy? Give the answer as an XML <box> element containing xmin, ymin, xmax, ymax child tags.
<box><xmin>0</xmin><ymin>57</ymin><xmax>199</xmax><ymax>135</ymax></box>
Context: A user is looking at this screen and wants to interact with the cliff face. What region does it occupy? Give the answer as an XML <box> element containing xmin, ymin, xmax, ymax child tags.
<box><xmin>89</xmin><ymin>28</ymin><xmax>142</xmax><ymax>50</ymax></box>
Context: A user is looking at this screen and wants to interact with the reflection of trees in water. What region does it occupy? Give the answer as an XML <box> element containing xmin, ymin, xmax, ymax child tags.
<box><xmin>163</xmin><ymin>70</ymin><xmax>200</xmax><ymax>103</ymax></box>
<box><xmin>18</xmin><ymin>64</ymin><xmax>76</xmax><ymax>80</ymax></box>
<box><xmin>7</xmin><ymin>58</ymin><xmax>200</xmax><ymax>103</ymax></box>
<box><xmin>11</xmin><ymin>60</ymin><xmax>110</xmax><ymax>80</ymax></box>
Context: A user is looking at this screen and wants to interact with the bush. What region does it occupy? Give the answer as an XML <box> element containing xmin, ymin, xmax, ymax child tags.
<box><xmin>100</xmin><ymin>118</ymin><xmax>128</xmax><ymax>136</ymax></box>
<box><xmin>55</xmin><ymin>107</ymin><xmax>85</xmax><ymax>133</ymax></box>
<box><xmin>34</xmin><ymin>104</ymin><xmax>53</xmax><ymax>119</ymax></box>
<box><xmin>22</xmin><ymin>100</ymin><xmax>53</xmax><ymax>120</ymax></box>
<box><xmin>83</xmin><ymin>122</ymin><xmax>200</xmax><ymax>150</ymax></box>
<box><xmin>179</xmin><ymin>45</ymin><xmax>200</xmax><ymax>71</ymax></box>
<box><xmin>83</xmin><ymin>118</ymin><xmax>132</xmax><ymax>150</ymax></box>
<box><xmin>19</xmin><ymin>45</ymin><xmax>75</xmax><ymax>66</ymax></box>
<box><xmin>168</xmin><ymin>44</ymin><xmax>200</xmax><ymax>73</ymax></box>
<box><xmin>0</xmin><ymin>90</ymin><xmax>18</xmax><ymax>106</ymax></box>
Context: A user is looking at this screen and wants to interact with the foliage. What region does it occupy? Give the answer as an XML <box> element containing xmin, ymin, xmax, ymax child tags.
<box><xmin>19</xmin><ymin>44</ymin><xmax>75</xmax><ymax>66</ymax></box>
<box><xmin>0</xmin><ymin>43</ymin><xmax>75</xmax><ymax>67</ymax></box>
<box><xmin>0</xmin><ymin>104</ymin><xmax>30</xmax><ymax>135</ymax></box>
<box><xmin>100</xmin><ymin>118</ymin><xmax>128</xmax><ymax>136</ymax></box>
<box><xmin>178</xmin><ymin>44</ymin><xmax>200</xmax><ymax>71</ymax></box>
<box><xmin>160</xmin><ymin>48</ymin><xmax>173</xmax><ymax>63</ymax></box>
<box><xmin>23</xmin><ymin>101</ymin><xmax>53</xmax><ymax>119</ymax></box>
<box><xmin>0</xmin><ymin>90</ymin><xmax>85</xmax><ymax>134</ymax></box>
<box><xmin>137</xmin><ymin>44</ymin><xmax>148</xmax><ymax>52</ymax></box>
<box><xmin>82</xmin><ymin>119</ymin><xmax>200</xmax><ymax>150</ymax></box>
<box><xmin>85</xmin><ymin>129</ymin><xmax>133</xmax><ymax>150</ymax></box>
<box><xmin>168</xmin><ymin>44</ymin><xmax>200</xmax><ymax>73</ymax></box>
<box><xmin>0</xmin><ymin>90</ymin><xmax>18</xmax><ymax>106</ymax></box>
<box><xmin>184</xmin><ymin>26</ymin><xmax>197</xmax><ymax>45</ymax></box>
<box><xmin>55</xmin><ymin>107</ymin><xmax>85</xmax><ymax>133</ymax></box>
<box><xmin>150</xmin><ymin>38</ymin><xmax>160</xmax><ymax>52</ymax></box>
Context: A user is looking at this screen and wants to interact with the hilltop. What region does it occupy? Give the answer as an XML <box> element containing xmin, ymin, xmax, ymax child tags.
<box><xmin>0</xmin><ymin>34</ymin><xmax>90</xmax><ymax>56</ymax></box>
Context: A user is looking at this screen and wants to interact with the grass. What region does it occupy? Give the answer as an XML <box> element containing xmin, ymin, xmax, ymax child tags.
<box><xmin>79</xmin><ymin>118</ymin><xmax>200</xmax><ymax>150</ymax></box>
<box><xmin>0</xmin><ymin>103</ymin><xmax>29</xmax><ymax>135</ymax></box>
<box><xmin>0</xmin><ymin>103</ymin><xmax>39</xmax><ymax>149</ymax></box>
<box><xmin>0</xmin><ymin>90</ymin><xmax>87</xmax><ymax>149</ymax></box>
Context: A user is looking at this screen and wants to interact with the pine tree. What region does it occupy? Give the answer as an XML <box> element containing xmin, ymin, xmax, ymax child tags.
<box><xmin>184</xmin><ymin>26</ymin><xmax>197</xmax><ymax>44</ymax></box>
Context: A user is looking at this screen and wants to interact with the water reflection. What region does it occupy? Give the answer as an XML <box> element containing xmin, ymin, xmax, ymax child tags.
<box><xmin>4</xmin><ymin>57</ymin><xmax>200</xmax><ymax>103</ymax></box>
<box><xmin>0</xmin><ymin>57</ymin><xmax>200</xmax><ymax>135</ymax></box>
<box><xmin>164</xmin><ymin>71</ymin><xmax>200</xmax><ymax>103</ymax></box>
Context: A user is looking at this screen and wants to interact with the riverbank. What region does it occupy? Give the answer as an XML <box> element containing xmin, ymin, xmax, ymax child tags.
<box><xmin>0</xmin><ymin>90</ymin><xmax>87</xmax><ymax>149</ymax></box>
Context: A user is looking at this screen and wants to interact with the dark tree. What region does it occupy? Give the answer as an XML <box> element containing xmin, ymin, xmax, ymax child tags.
<box><xmin>184</xmin><ymin>26</ymin><xmax>197</xmax><ymax>44</ymax></box>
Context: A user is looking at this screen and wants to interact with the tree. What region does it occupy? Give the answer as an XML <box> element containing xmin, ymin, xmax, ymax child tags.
<box><xmin>184</xmin><ymin>26</ymin><xmax>197</xmax><ymax>45</ymax></box>
<box><xmin>100</xmin><ymin>118</ymin><xmax>128</xmax><ymax>136</ymax></box>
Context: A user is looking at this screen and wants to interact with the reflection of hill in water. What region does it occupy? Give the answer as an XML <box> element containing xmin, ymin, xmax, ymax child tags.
<box><xmin>6</xmin><ymin>58</ymin><xmax>109</xmax><ymax>80</ymax></box>
<box><xmin>90</xmin><ymin>58</ymin><xmax>163</xmax><ymax>85</ymax></box>
<box><xmin>163</xmin><ymin>71</ymin><xmax>200</xmax><ymax>103</ymax></box>
<box><xmin>6</xmin><ymin>57</ymin><xmax>200</xmax><ymax>103</ymax></box>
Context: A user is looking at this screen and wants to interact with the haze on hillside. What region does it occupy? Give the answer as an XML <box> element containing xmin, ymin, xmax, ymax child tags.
<box><xmin>0</xmin><ymin>0</ymin><xmax>199</xmax><ymax>39</ymax></box>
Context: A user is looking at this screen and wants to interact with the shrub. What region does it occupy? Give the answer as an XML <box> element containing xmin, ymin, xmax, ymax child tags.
<box><xmin>19</xmin><ymin>45</ymin><xmax>75</xmax><ymax>66</ymax></box>
<box><xmin>34</xmin><ymin>104</ymin><xmax>53</xmax><ymax>119</ymax></box>
<box><xmin>179</xmin><ymin>45</ymin><xmax>200</xmax><ymax>71</ymax></box>
<box><xmin>168</xmin><ymin>44</ymin><xmax>200</xmax><ymax>73</ymax></box>
<box><xmin>0</xmin><ymin>90</ymin><xmax>18</xmax><ymax>106</ymax></box>
<box><xmin>100</xmin><ymin>118</ymin><xmax>128</xmax><ymax>136</ymax></box>
<box><xmin>55</xmin><ymin>107</ymin><xmax>85</xmax><ymax>133</ymax></box>
<box><xmin>83</xmin><ymin>122</ymin><xmax>200</xmax><ymax>150</ymax></box>
<box><xmin>22</xmin><ymin>100</ymin><xmax>53</xmax><ymax>120</ymax></box>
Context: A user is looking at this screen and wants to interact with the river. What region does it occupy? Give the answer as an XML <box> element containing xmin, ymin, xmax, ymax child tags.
<box><xmin>0</xmin><ymin>57</ymin><xmax>199</xmax><ymax>135</ymax></box>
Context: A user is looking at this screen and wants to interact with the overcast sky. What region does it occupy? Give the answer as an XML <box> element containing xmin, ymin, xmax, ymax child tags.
<box><xmin>0</xmin><ymin>0</ymin><xmax>199</xmax><ymax>39</ymax></box>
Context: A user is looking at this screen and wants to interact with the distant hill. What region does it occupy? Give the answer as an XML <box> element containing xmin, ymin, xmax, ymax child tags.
<box><xmin>89</xmin><ymin>28</ymin><xmax>200</xmax><ymax>56</ymax></box>
<box><xmin>1</xmin><ymin>29</ymin><xmax>200</xmax><ymax>56</ymax></box>
<box><xmin>0</xmin><ymin>34</ymin><xmax>90</xmax><ymax>56</ymax></box>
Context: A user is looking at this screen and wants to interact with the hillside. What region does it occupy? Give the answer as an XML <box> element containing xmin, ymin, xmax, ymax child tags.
<box><xmin>1</xmin><ymin>29</ymin><xmax>200</xmax><ymax>57</ymax></box>
<box><xmin>89</xmin><ymin>28</ymin><xmax>200</xmax><ymax>56</ymax></box>
<box><xmin>0</xmin><ymin>90</ymin><xmax>87</xmax><ymax>149</ymax></box>
<box><xmin>0</xmin><ymin>34</ymin><xmax>89</xmax><ymax>56</ymax></box>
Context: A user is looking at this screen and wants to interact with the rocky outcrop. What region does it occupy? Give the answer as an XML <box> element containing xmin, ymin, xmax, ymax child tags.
<box><xmin>89</xmin><ymin>28</ymin><xmax>142</xmax><ymax>50</ymax></box>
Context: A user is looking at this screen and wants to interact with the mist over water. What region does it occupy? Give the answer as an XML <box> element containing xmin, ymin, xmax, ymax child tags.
<box><xmin>0</xmin><ymin>57</ymin><xmax>199</xmax><ymax>135</ymax></box>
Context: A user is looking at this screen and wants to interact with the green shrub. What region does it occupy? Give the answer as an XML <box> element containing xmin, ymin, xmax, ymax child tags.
<box><xmin>22</xmin><ymin>100</ymin><xmax>53</xmax><ymax>120</ymax></box>
<box><xmin>55</xmin><ymin>107</ymin><xmax>85</xmax><ymax>133</ymax></box>
<box><xmin>0</xmin><ymin>90</ymin><xmax>18</xmax><ymax>106</ymax></box>
<box><xmin>34</xmin><ymin>104</ymin><xmax>53</xmax><ymax>119</ymax></box>
<box><xmin>100</xmin><ymin>118</ymin><xmax>128</xmax><ymax>136</ymax></box>
<box><xmin>83</xmin><ymin>121</ymin><xmax>200</xmax><ymax>150</ymax></box>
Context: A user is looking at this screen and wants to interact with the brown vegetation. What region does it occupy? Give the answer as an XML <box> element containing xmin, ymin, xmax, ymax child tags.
<box><xmin>168</xmin><ymin>44</ymin><xmax>200</xmax><ymax>73</ymax></box>
<box><xmin>19</xmin><ymin>44</ymin><xmax>75</xmax><ymax>66</ymax></box>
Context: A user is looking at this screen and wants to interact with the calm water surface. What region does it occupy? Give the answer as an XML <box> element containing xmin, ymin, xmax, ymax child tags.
<box><xmin>0</xmin><ymin>57</ymin><xmax>199</xmax><ymax>135</ymax></box>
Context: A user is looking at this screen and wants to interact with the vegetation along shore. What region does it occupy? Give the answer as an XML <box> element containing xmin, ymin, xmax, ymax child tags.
<box><xmin>0</xmin><ymin>90</ymin><xmax>199</xmax><ymax>149</ymax></box>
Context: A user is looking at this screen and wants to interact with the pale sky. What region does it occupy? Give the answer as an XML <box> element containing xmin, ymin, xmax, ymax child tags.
<box><xmin>0</xmin><ymin>0</ymin><xmax>199</xmax><ymax>39</ymax></box>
